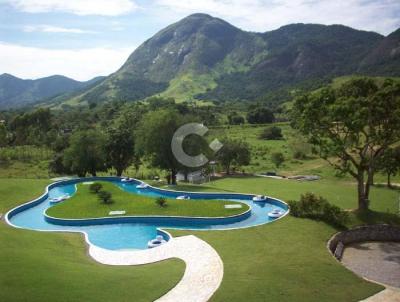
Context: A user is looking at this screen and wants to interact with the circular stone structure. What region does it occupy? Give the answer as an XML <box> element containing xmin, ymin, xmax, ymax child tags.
<box><xmin>328</xmin><ymin>225</ymin><xmax>400</xmax><ymax>289</ymax></box>
<box><xmin>341</xmin><ymin>241</ymin><xmax>400</xmax><ymax>288</ymax></box>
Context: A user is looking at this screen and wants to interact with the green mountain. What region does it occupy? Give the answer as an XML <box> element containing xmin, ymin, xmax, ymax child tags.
<box><xmin>8</xmin><ymin>14</ymin><xmax>400</xmax><ymax>108</ymax></box>
<box><xmin>0</xmin><ymin>74</ymin><xmax>105</xmax><ymax>109</ymax></box>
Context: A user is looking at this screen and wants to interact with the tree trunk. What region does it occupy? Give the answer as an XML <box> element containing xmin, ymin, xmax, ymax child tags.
<box><xmin>357</xmin><ymin>170</ymin><xmax>369</xmax><ymax>211</ymax></box>
<box><xmin>116</xmin><ymin>167</ymin><xmax>123</xmax><ymax>177</ymax></box>
<box><xmin>365</xmin><ymin>167</ymin><xmax>374</xmax><ymax>201</ymax></box>
<box><xmin>226</xmin><ymin>163</ymin><xmax>230</xmax><ymax>175</ymax></box>
<box><xmin>387</xmin><ymin>173</ymin><xmax>392</xmax><ymax>188</ymax></box>
<box><xmin>171</xmin><ymin>168</ymin><xmax>177</xmax><ymax>185</ymax></box>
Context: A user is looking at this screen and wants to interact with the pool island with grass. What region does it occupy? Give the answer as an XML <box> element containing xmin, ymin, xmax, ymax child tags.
<box><xmin>47</xmin><ymin>181</ymin><xmax>249</xmax><ymax>219</ymax></box>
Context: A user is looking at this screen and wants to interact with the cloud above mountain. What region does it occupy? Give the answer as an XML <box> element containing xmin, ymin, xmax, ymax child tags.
<box><xmin>0</xmin><ymin>42</ymin><xmax>135</xmax><ymax>80</ymax></box>
<box><xmin>2</xmin><ymin>0</ymin><xmax>138</xmax><ymax>16</ymax></box>
<box><xmin>155</xmin><ymin>0</ymin><xmax>400</xmax><ymax>35</ymax></box>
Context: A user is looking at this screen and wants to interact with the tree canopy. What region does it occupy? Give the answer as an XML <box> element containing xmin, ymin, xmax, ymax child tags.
<box><xmin>291</xmin><ymin>78</ymin><xmax>400</xmax><ymax>210</ymax></box>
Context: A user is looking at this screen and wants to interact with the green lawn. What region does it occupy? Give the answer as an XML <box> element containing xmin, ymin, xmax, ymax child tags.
<box><xmin>0</xmin><ymin>179</ymin><xmax>185</xmax><ymax>302</ymax></box>
<box><xmin>2</xmin><ymin>175</ymin><xmax>399</xmax><ymax>301</ymax></box>
<box><xmin>47</xmin><ymin>181</ymin><xmax>248</xmax><ymax>219</ymax></box>
<box><xmin>166</xmin><ymin>177</ymin><xmax>398</xmax><ymax>301</ymax></box>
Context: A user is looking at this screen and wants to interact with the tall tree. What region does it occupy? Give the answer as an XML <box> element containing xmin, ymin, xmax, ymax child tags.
<box><xmin>63</xmin><ymin>130</ymin><xmax>107</xmax><ymax>177</ymax></box>
<box><xmin>376</xmin><ymin>146</ymin><xmax>400</xmax><ymax>188</ymax></box>
<box><xmin>135</xmin><ymin>109</ymin><xmax>183</xmax><ymax>185</ymax></box>
<box><xmin>292</xmin><ymin>78</ymin><xmax>400</xmax><ymax>210</ymax></box>
<box><xmin>247</xmin><ymin>107</ymin><xmax>275</xmax><ymax>124</ymax></box>
<box><xmin>217</xmin><ymin>139</ymin><xmax>251</xmax><ymax>174</ymax></box>
<box><xmin>105</xmin><ymin>125</ymin><xmax>136</xmax><ymax>176</ymax></box>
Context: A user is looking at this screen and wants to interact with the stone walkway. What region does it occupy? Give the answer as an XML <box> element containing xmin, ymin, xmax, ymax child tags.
<box><xmin>89</xmin><ymin>235</ymin><xmax>224</xmax><ymax>302</ymax></box>
<box><xmin>360</xmin><ymin>288</ymin><xmax>400</xmax><ymax>302</ymax></box>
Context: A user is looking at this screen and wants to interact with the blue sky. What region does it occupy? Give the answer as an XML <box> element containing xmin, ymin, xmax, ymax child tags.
<box><xmin>0</xmin><ymin>0</ymin><xmax>399</xmax><ymax>81</ymax></box>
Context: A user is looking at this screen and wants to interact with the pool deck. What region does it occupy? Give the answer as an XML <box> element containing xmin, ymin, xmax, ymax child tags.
<box><xmin>89</xmin><ymin>235</ymin><xmax>223</xmax><ymax>302</ymax></box>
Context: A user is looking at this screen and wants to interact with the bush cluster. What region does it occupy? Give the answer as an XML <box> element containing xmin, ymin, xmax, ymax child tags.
<box><xmin>288</xmin><ymin>192</ymin><xmax>348</xmax><ymax>226</ymax></box>
<box><xmin>155</xmin><ymin>197</ymin><xmax>167</xmax><ymax>207</ymax></box>
<box><xmin>259</xmin><ymin>126</ymin><xmax>283</xmax><ymax>140</ymax></box>
<box><xmin>89</xmin><ymin>182</ymin><xmax>113</xmax><ymax>204</ymax></box>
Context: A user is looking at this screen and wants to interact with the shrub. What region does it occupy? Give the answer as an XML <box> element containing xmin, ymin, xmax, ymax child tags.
<box><xmin>98</xmin><ymin>190</ymin><xmax>113</xmax><ymax>204</ymax></box>
<box><xmin>155</xmin><ymin>197</ymin><xmax>167</xmax><ymax>207</ymax></box>
<box><xmin>228</xmin><ymin>113</ymin><xmax>245</xmax><ymax>125</ymax></box>
<box><xmin>247</xmin><ymin>107</ymin><xmax>275</xmax><ymax>124</ymax></box>
<box><xmin>288</xmin><ymin>192</ymin><xmax>348</xmax><ymax>226</ymax></box>
<box><xmin>271</xmin><ymin>152</ymin><xmax>285</xmax><ymax>168</ymax></box>
<box><xmin>89</xmin><ymin>183</ymin><xmax>103</xmax><ymax>194</ymax></box>
<box><xmin>259</xmin><ymin>126</ymin><xmax>283</xmax><ymax>140</ymax></box>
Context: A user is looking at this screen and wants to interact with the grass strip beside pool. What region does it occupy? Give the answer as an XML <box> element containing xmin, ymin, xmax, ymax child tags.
<box><xmin>46</xmin><ymin>181</ymin><xmax>249</xmax><ymax>219</ymax></box>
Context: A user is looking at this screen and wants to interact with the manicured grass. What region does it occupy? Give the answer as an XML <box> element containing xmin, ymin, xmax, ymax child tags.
<box><xmin>0</xmin><ymin>179</ymin><xmax>185</xmax><ymax>302</ymax></box>
<box><xmin>2</xmin><ymin>175</ymin><xmax>399</xmax><ymax>301</ymax></box>
<box><xmin>47</xmin><ymin>182</ymin><xmax>249</xmax><ymax>219</ymax></box>
<box><xmin>166</xmin><ymin>176</ymin><xmax>399</xmax><ymax>301</ymax></box>
<box><xmin>172</xmin><ymin>217</ymin><xmax>383</xmax><ymax>302</ymax></box>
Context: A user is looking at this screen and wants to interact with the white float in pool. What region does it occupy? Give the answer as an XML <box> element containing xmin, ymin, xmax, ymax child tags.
<box><xmin>136</xmin><ymin>183</ymin><xmax>149</xmax><ymax>189</ymax></box>
<box><xmin>176</xmin><ymin>195</ymin><xmax>190</xmax><ymax>200</ymax></box>
<box><xmin>268</xmin><ymin>209</ymin><xmax>284</xmax><ymax>218</ymax></box>
<box><xmin>148</xmin><ymin>235</ymin><xmax>167</xmax><ymax>248</ymax></box>
<box><xmin>49</xmin><ymin>194</ymin><xmax>70</xmax><ymax>205</ymax></box>
<box><xmin>252</xmin><ymin>195</ymin><xmax>267</xmax><ymax>202</ymax></box>
<box><xmin>121</xmin><ymin>177</ymin><xmax>134</xmax><ymax>183</ymax></box>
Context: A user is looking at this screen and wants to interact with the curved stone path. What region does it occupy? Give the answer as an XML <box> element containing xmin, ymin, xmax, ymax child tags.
<box><xmin>89</xmin><ymin>235</ymin><xmax>224</xmax><ymax>302</ymax></box>
<box><xmin>360</xmin><ymin>288</ymin><xmax>400</xmax><ymax>302</ymax></box>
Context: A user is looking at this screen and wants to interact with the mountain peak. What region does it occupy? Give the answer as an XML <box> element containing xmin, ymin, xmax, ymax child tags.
<box><xmin>0</xmin><ymin>73</ymin><xmax>21</xmax><ymax>80</ymax></box>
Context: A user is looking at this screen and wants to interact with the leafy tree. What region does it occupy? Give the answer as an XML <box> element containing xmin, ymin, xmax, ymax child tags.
<box><xmin>63</xmin><ymin>130</ymin><xmax>107</xmax><ymax>177</ymax></box>
<box><xmin>376</xmin><ymin>146</ymin><xmax>400</xmax><ymax>188</ymax></box>
<box><xmin>0</xmin><ymin>123</ymin><xmax>8</xmax><ymax>147</ymax></box>
<box><xmin>98</xmin><ymin>190</ymin><xmax>113</xmax><ymax>204</ymax></box>
<box><xmin>155</xmin><ymin>197</ymin><xmax>167</xmax><ymax>207</ymax></box>
<box><xmin>259</xmin><ymin>126</ymin><xmax>283</xmax><ymax>140</ymax></box>
<box><xmin>135</xmin><ymin>109</ymin><xmax>184</xmax><ymax>185</ymax></box>
<box><xmin>291</xmin><ymin>78</ymin><xmax>400</xmax><ymax>210</ymax></box>
<box><xmin>228</xmin><ymin>112</ymin><xmax>245</xmax><ymax>125</ymax></box>
<box><xmin>217</xmin><ymin>139</ymin><xmax>251</xmax><ymax>174</ymax></box>
<box><xmin>271</xmin><ymin>152</ymin><xmax>285</xmax><ymax>168</ymax></box>
<box><xmin>105</xmin><ymin>125</ymin><xmax>136</xmax><ymax>176</ymax></box>
<box><xmin>247</xmin><ymin>107</ymin><xmax>275</xmax><ymax>124</ymax></box>
<box><xmin>89</xmin><ymin>183</ymin><xmax>103</xmax><ymax>194</ymax></box>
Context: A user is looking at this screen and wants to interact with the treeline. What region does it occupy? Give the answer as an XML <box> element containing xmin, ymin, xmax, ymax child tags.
<box><xmin>0</xmin><ymin>97</ymin><xmax>278</xmax><ymax>181</ymax></box>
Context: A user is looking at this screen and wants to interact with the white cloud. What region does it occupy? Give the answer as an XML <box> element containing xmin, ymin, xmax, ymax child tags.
<box><xmin>0</xmin><ymin>42</ymin><xmax>135</xmax><ymax>80</ymax></box>
<box><xmin>155</xmin><ymin>0</ymin><xmax>400</xmax><ymax>35</ymax></box>
<box><xmin>4</xmin><ymin>0</ymin><xmax>139</xmax><ymax>16</ymax></box>
<box><xmin>23</xmin><ymin>25</ymin><xmax>97</xmax><ymax>34</ymax></box>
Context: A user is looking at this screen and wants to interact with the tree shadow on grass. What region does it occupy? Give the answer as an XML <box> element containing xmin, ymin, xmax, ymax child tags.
<box><xmin>352</xmin><ymin>210</ymin><xmax>400</xmax><ymax>226</ymax></box>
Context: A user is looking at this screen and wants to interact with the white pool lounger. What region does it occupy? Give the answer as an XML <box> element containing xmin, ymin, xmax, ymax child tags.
<box><xmin>224</xmin><ymin>204</ymin><xmax>243</xmax><ymax>209</ymax></box>
<box><xmin>109</xmin><ymin>211</ymin><xmax>126</xmax><ymax>216</ymax></box>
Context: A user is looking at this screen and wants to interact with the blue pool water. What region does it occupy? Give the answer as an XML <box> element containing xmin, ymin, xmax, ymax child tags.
<box><xmin>7</xmin><ymin>178</ymin><xmax>288</xmax><ymax>250</ymax></box>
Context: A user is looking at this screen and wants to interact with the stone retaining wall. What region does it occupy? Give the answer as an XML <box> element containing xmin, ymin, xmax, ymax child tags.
<box><xmin>328</xmin><ymin>224</ymin><xmax>400</xmax><ymax>260</ymax></box>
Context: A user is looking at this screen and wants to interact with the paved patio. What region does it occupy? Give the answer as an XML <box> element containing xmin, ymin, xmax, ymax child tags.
<box><xmin>342</xmin><ymin>241</ymin><xmax>400</xmax><ymax>288</ymax></box>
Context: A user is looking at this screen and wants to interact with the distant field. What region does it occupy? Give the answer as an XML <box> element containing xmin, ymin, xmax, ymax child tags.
<box><xmin>209</xmin><ymin>123</ymin><xmax>400</xmax><ymax>184</ymax></box>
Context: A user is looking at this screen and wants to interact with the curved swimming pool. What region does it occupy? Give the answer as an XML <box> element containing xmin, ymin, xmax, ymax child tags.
<box><xmin>6</xmin><ymin>177</ymin><xmax>288</xmax><ymax>250</ymax></box>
